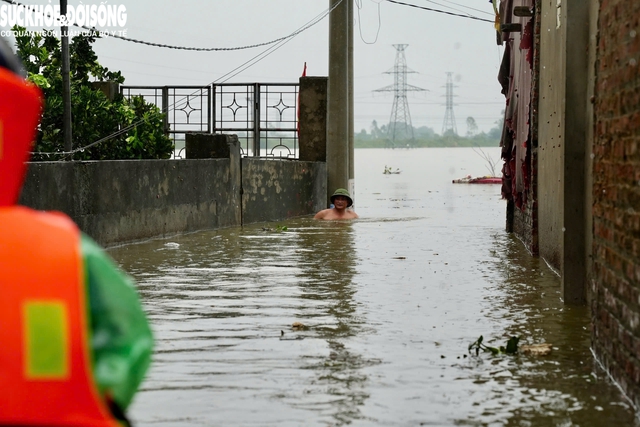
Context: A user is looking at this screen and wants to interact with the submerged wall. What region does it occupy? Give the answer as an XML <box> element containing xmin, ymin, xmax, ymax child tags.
<box><xmin>20</xmin><ymin>146</ymin><xmax>326</xmax><ymax>247</ymax></box>
<box><xmin>536</xmin><ymin>0</ymin><xmax>565</xmax><ymax>271</ymax></box>
<box><xmin>20</xmin><ymin>159</ymin><xmax>237</xmax><ymax>247</ymax></box>
<box><xmin>242</xmin><ymin>158</ymin><xmax>326</xmax><ymax>224</ymax></box>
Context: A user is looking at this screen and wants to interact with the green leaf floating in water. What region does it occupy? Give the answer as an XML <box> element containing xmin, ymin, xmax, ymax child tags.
<box><xmin>505</xmin><ymin>336</ymin><xmax>520</xmax><ymax>354</ymax></box>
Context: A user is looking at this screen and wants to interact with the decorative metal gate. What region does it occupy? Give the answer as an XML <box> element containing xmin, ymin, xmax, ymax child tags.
<box><xmin>121</xmin><ymin>83</ymin><xmax>299</xmax><ymax>159</ymax></box>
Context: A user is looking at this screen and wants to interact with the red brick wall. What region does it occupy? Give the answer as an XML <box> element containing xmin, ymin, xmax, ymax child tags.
<box><xmin>591</xmin><ymin>0</ymin><xmax>640</xmax><ymax>408</ymax></box>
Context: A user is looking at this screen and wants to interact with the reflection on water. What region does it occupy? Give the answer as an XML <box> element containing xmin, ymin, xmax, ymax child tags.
<box><xmin>109</xmin><ymin>148</ymin><xmax>637</xmax><ymax>426</ymax></box>
<box><xmin>112</xmin><ymin>219</ymin><xmax>376</xmax><ymax>426</ymax></box>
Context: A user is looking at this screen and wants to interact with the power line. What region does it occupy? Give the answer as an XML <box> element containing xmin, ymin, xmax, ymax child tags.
<box><xmin>423</xmin><ymin>0</ymin><xmax>477</xmax><ymax>18</ymax></box>
<box><xmin>1</xmin><ymin>0</ymin><xmax>330</xmax><ymax>52</ymax></box>
<box><xmin>355</xmin><ymin>0</ymin><xmax>382</xmax><ymax>44</ymax></box>
<box><xmin>429</xmin><ymin>0</ymin><xmax>493</xmax><ymax>16</ymax></box>
<box><xmin>385</xmin><ymin>0</ymin><xmax>493</xmax><ymax>23</ymax></box>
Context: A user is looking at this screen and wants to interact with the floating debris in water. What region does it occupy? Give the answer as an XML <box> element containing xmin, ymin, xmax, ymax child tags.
<box><xmin>520</xmin><ymin>343</ymin><xmax>553</xmax><ymax>356</ymax></box>
<box><xmin>468</xmin><ymin>335</ymin><xmax>520</xmax><ymax>356</ymax></box>
<box><xmin>280</xmin><ymin>330</ymin><xmax>304</xmax><ymax>341</ymax></box>
<box><xmin>383</xmin><ymin>165</ymin><xmax>401</xmax><ymax>175</ymax></box>
<box><xmin>291</xmin><ymin>321</ymin><xmax>305</xmax><ymax>330</ymax></box>
<box><xmin>452</xmin><ymin>175</ymin><xmax>501</xmax><ymax>184</ymax></box>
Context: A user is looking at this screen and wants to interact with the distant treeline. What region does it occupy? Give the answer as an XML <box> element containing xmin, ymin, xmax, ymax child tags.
<box><xmin>354</xmin><ymin>133</ymin><xmax>500</xmax><ymax>148</ymax></box>
<box><xmin>355</xmin><ymin>120</ymin><xmax>501</xmax><ymax>148</ymax></box>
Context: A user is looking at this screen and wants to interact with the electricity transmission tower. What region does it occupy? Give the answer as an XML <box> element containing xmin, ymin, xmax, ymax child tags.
<box><xmin>442</xmin><ymin>72</ymin><xmax>458</xmax><ymax>135</ymax></box>
<box><xmin>374</xmin><ymin>44</ymin><xmax>426</xmax><ymax>145</ymax></box>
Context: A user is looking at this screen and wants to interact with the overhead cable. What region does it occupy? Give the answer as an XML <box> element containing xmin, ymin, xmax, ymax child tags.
<box><xmin>429</xmin><ymin>0</ymin><xmax>493</xmax><ymax>16</ymax></box>
<box><xmin>1</xmin><ymin>0</ymin><xmax>330</xmax><ymax>51</ymax></box>
<box><xmin>385</xmin><ymin>0</ymin><xmax>493</xmax><ymax>23</ymax></box>
<box><xmin>355</xmin><ymin>0</ymin><xmax>382</xmax><ymax>44</ymax></box>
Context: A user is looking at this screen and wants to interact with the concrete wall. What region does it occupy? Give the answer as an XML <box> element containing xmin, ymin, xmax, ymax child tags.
<box><xmin>242</xmin><ymin>158</ymin><xmax>326</xmax><ymax>224</ymax></box>
<box><xmin>537</xmin><ymin>0</ymin><xmax>565</xmax><ymax>272</ymax></box>
<box><xmin>20</xmin><ymin>153</ymin><xmax>326</xmax><ymax>248</ymax></box>
<box><xmin>534</xmin><ymin>0</ymin><xmax>591</xmax><ymax>304</ymax></box>
<box><xmin>591</xmin><ymin>0</ymin><xmax>640</xmax><ymax>410</ymax></box>
<box><xmin>561</xmin><ymin>0</ymin><xmax>590</xmax><ymax>304</ymax></box>
<box><xmin>20</xmin><ymin>159</ymin><xmax>239</xmax><ymax>247</ymax></box>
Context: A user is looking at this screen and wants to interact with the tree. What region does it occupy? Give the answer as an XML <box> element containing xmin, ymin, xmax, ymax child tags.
<box><xmin>370</xmin><ymin>120</ymin><xmax>382</xmax><ymax>139</ymax></box>
<box><xmin>13</xmin><ymin>26</ymin><xmax>173</xmax><ymax>160</ymax></box>
<box><xmin>466</xmin><ymin>116</ymin><xmax>478</xmax><ymax>137</ymax></box>
<box><xmin>487</xmin><ymin>110</ymin><xmax>505</xmax><ymax>140</ymax></box>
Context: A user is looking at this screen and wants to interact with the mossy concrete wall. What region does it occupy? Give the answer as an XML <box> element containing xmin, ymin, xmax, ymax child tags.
<box><xmin>20</xmin><ymin>146</ymin><xmax>326</xmax><ymax>247</ymax></box>
<box><xmin>242</xmin><ymin>158</ymin><xmax>326</xmax><ymax>224</ymax></box>
<box><xmin>19</xmin><ymin>159</ymin><xmax>240</xmax><ymax>247</ymax></box>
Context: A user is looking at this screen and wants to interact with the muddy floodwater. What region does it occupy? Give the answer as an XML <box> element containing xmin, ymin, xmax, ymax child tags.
<box><xmin>110</xmin><ymin>148</ymin><xmax>638</xmax><ymax>426</ymax></box>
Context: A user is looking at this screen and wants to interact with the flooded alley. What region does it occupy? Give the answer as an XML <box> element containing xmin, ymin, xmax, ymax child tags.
<box><xmin>110</xmin><ymin>148</ymin><xmax>638</xmax><ymax>426</ymax></box>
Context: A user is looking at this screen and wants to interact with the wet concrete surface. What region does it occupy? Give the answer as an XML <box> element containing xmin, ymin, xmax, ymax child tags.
<box><xmin>110</xmin><ymin>148</ymin><xmax>638</xmax><ymax>426</ymax></box>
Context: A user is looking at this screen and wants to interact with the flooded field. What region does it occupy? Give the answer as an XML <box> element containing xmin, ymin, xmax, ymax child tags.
<box><xmin>110</xmin><ymin>148</ymin><xmax>638</xmax><ymax>426</ymax></box>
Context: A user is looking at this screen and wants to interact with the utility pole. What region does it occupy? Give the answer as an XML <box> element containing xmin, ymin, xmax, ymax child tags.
<box><xmin>327</xmin><ymin>0</ymin><xmax>352</xmax><ymax>205</ymax></box>
<box><xmin>442</xmin><ymin>72</ymin><xmax>458</xmax><ymax>135</ymax></box>
<box><xmin>60</xmin><ymin>0</ymin><xmax>72</xmax><ymax>155</ymax></box>
<box><xmin>374</xmin><ymin>44</ymin><xmax>426</xmax><ymax>146</ymax></box>
<box><xmin>348</xmin><ymin>0</ymin><xmax>354</xmax><ymax>200</ymax></box>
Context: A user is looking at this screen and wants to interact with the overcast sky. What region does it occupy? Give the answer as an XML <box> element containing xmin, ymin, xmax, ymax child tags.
<box><xmin>6</xmin><ymin>0</ymin><xmax>505</xmax><ymax>134</ymax></box>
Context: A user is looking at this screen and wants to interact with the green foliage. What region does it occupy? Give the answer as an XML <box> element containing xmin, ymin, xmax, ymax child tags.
<box><xmin>468</xmin><ymin>335</ymin><xmax>520</xmax><ymax>356</ymax></box>
<box><xmin>13</xmin><ymin>26</ymin><xmax>172</xmax><ymax>160</ymax></box>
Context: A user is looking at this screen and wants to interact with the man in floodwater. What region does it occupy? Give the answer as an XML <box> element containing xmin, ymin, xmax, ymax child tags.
<box><xmin>314</xmin><ymin>188</ymin><xmax>359</xmax><ymax>220</ymax></box>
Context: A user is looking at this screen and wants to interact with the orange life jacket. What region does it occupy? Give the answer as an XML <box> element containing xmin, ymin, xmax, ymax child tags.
<box><xmin>0</xmin><ymin>67</ymin><xmax>43</xmax><ymax>207</ymax></box>
<box><xmin>0</xmin><ymin>206</ymin><xmax>120</xmax><ymax>427</ymax></box>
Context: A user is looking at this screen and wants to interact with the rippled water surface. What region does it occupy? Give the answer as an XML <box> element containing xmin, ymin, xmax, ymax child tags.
<box><xmin>110</xmin><ymin>148</ymin><xmax>638</xmax><ymax>426</ymax></box>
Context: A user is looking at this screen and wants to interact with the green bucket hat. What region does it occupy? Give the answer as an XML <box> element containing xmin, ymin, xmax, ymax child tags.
<box><xmin>331</xmin><ymin>188</ymin><xmax>353</xmax><ymax>207</ymax></box>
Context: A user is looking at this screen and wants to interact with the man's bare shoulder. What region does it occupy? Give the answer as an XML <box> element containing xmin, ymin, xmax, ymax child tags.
<box><xmin>314</xmin><ymin>208</ymin><xmax>358</xmax><ymax>220</ymax></box>
<box><xmin>314</xmin><ymin>209</ymin><xmax>332</xmax><ymax>219</ymax></box>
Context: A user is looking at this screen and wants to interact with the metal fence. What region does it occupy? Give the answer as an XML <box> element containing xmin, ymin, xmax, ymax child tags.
<box><xmin>121</xmin><ymin>83</ymin><xmax>299</xmax><ymax>159</ymax></box>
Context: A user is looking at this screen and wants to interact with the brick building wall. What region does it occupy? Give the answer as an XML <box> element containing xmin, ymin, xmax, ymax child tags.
<box><xmin>512</xmin><ymin>0</ymin><xmax>542</xmax><ymax>257</ymax></box>
<box><xmin>591</xmin><ymin>0</ymin><xmax>640</xmax><ymax>408</ymax></box>
<box><xmin>501</xmin><ymin>0</ymin><xmax>538</xmax><ymax>255</ymax></box>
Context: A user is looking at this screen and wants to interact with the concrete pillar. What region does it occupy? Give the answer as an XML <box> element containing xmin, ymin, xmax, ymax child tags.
<box><xmin>298</xmin><ymin>77</ymin><xmax>328</xmax><ymax>162</ymax></box>
<box><xmin>584</xmin><ymin>0</ymin><xmax>598</xmax><ymax>307</ymax></box>
<box><xmin>348</xmin><ymin>0</ymin><xmax>355</xmax><ymax>204</ymax></box>
<box><xmin>227</xmin><ymin>136</ymin><xmax>242</xmax><ymax>227</ymax></box>
<box><xmin>561</xmin><ymin>0</ymin><xmax>590</xmax><ymax>304</ymax></box>
<box><xmin>185</xmin><ymin>133</ymin><xmax>238</xmax><ymax>159</ymax></box>
<box><xmin>327</xmin><ymin>0</ymin><xmax>350</xmax><ymax>205</ymax></box>
<box><xmin>185</xmin><ymin>133</ymin><xmax>241</xmax><ymax>225</ymax></box>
